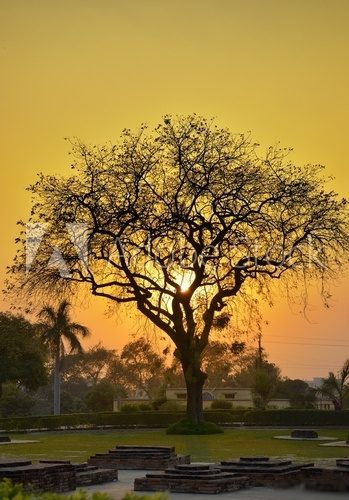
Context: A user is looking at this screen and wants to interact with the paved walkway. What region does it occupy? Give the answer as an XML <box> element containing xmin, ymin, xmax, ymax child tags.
<box><xmin>83</xmin><ymin>470</ymin><xmax>347</xmax><ymax>499</ymax></box>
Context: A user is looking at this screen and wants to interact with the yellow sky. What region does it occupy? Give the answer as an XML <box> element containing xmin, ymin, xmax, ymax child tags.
<box><xmin>1</xmin><ymin>0</ymin><xmax>349</xmax><ymax>379</ymax></box>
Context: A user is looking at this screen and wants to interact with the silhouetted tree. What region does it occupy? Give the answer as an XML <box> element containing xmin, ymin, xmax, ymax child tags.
<box><xmin>38</xmin><ymin>300</ymin><xmax>90</xmax><ymax>415</ymax></box>
<box><xmin>0</xmin><ymin>384</ymin><xmax>38</xmax><ymax>418</ymax></box>
<box><xmin>119</xmin><ymin>338</ymin><xmax>165</xmax><ymax>400</ymax></box>
<box><xmin>251</xmin><ymin>367</ymin><xmax>281</xmax><ymax>409</ymax></box>
<box><xmin>202</xmin><ymin>340</ymin><xmax>252</xmax><ymax>387</ymax></box>
<box><xmin>276</xmin><ymin>378</ymin><xmax>316</xmax><ymax>408</ymax></box>
<box><xmin>233</xmin><ymin>350</ymin><xmax>282</xmax><ymax>409</ymax></box>
<box><xmin>62</xmin><ymin>343</ymin><xmax>116</xmax><ymax>386</ymax></box>
<box><xmin>9</xmin><ymin>115</ymin><xmax>349</xmax><ymax>424</ymax></box>
<box><xmin>318</xmin><ymin>360</ymin><xmax>349</xmax><ymax>411</ymax></box>
<box><xmin>0</xmin><ymin>313</ymin><xmax>47</xmax><ymax>398</ymax></box>
<box><xmin>167</xmin><ymin>340</ymin><xmax>252</xmax><ymax>388</ymax></box>
<box><xmin>85</xmin><ymin>380</ymin><xmax>117</xmax><ymax>412</ymax></box>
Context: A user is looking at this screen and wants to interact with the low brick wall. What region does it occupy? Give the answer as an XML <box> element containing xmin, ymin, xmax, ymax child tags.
<box><xmin>304</xmin><ymin>466</ymin><xmax>349</xmax><ymax>492</ymax></box>
<box><xmin>75</xmin><ymin>466</ymin><xmax>118</xmax><ymax>486</ymax></box>
<box><xmin>134</xmin><ymin>463</ymin><xmax>250</xmax><ymax>494</ymax></box>
<box><xmin>0</xmin><ymin>461</ymin><xmax>76</xmax><ymax>493</ymax></box>
<box><xmin>88</xmin><ymin>445</ymin><xmax>190</xmax><ymax>470</ymax></box>
<box><xmin>40</xmin><ymin>460</ymin><xmax>118</xmax><ymax>488</ymax></box>
<box><xmin>220</xmin><ymin>457</ymin><xmax>314</xmax><ymax>488</ymax></box>
<box><xmin>0</xmin><ymin>459</ymin><xmax>118</xmax><ymax>493</ymax></box>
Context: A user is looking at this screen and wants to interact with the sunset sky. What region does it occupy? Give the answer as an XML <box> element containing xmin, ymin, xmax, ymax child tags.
<box><xmin>1</xmin><ymin>0</ymin><xmax>349</xmax><ymax>380</ymax></box>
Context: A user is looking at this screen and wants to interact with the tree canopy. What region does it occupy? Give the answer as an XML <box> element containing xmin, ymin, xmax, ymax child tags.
<box><xmin>0</xmin><ymin>312</ymin><xmax>47</xmax><ymax>396</ymax></box>
<box><xmin>38</xmin><ymin>300</ymin><xmax>90</xmax><ymax>415</ymax></box>
<box><xmin>9</xmin><ymin>114</ymin><xmax>349</xmax><ymax>424</ymax></box>
<box><xmin>318</xmin><ymin>359</ymin><xmax>349</xmax><ymax>411</ymax></box>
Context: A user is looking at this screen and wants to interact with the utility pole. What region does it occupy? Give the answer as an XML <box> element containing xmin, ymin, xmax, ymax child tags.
<box><xmin>257</xmin><ymin>332</ymin><xmax>263</xmax><ymax>368</ymax></box>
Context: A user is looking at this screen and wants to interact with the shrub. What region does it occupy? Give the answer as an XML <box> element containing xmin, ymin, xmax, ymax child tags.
<box><xmin>0</xmin><ymin>384</ymin><xmax>37</xmax><ymax>418</ymax></box>
<box><xmin>0</xmin><ymin>409</ymin><xmax>240</xmax><ymax>431</ymax></box>
<box><xmin>120</xmin><ymin>404</ymin><xmax>140</xmax><ymax>413</ymax></box>
<box><xmin>151</xmin><ymin>397</ymin><xmax>167</xmax><ymax>410</ymax></box>
<box><xmin>166</xmin><ymin>419</ymin><xmax>223</xmax><ymax>435</ymax></box>
<box><xmin>0</xmin><ymin>479</ymin><xmax>167</xmax><ymax>499</ymax></box>
<box><xmin>210</xmin><ymin>400</ymin><xmax>232</xmax><ymax>410</ymax></box>
<box><xmin>158</xmin><ymin>400</ymin><xmax>184</xmax><ymax>412</ymax></box>
<box><xmin>203</xmin><ymin>410</ymin><xmax>244</xmax><ymax>423</ymax></box>
<box><xmin>61</xmin><ymin>390</ymin><xmax>86</xmax><ymax>414</ymax></box>
<box><xmin>85</xmin><ymin>381</ymin><xmax>115</xmax><ymax>412</ymax></box>
<box><xmin>138</xmin><ymin>403</ymin><xmax>153</xmax><ymax>412</ymax></box>
<box><xmin>123</xmin><ymin>494</ymin><xmax>167</xmax><ymax>500</ymax></box>
<box><xmin>243</xmin><ymin>409</ymin><xmax>349</xmax><ymax>426</ymax></box>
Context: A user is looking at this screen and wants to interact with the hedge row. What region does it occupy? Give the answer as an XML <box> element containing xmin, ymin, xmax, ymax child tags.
<box><xmin>0</xmin><ymin>410</ymin><xmax>239</xmax><ymax>431</ymax></box>
<box><xmin>1</xmin><ymin>409</ymin><xmax>348</xmax><ymax>431</ymax></box>
<box><xmin>244</xmin><ymin>409</ymin><xmax>349</xmax><ymax>426</ymax></box>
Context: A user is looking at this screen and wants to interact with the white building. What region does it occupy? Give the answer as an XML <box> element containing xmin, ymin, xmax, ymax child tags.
<box><xmin>113</xmin><ymin>386</ymin><xmax>290</xmax><ymax>411</ymax></box>
<box><xmin>165</xmin><ymin>387</ymin><xmax>290</xmax><ymax>409</ymax></box>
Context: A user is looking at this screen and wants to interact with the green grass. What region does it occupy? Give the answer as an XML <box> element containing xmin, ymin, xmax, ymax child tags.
<box><xmin>1</xmin><ymin>428</ymin><xmax>348</xmax><ymax>463</ymax></box>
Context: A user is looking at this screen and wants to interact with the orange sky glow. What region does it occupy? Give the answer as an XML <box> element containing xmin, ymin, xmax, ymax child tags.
<box><xmin>1</xmin><ymin>0</ymin><xmax>349</xmax><ymax>380</ymax></box>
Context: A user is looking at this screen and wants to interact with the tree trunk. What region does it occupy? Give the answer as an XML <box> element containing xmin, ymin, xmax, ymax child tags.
<box><xmin>333</xmin><ymin>400</ymin><xmax>342</xmax><ymax>411</ymax></box>
<box><xmin>184</xmin><ymin>365</ymin><xmax>206</xmax><ymax>424</ymax></box>
<box><xmin>53</xmin><ymin>342</ymin><xmax>61</xmax><ymax>415</ymax></box>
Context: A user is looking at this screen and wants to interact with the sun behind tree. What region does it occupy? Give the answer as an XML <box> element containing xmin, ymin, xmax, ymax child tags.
<box><xmin>38</xmin><ymin>300</ymin><xmax>90</xmax><ymax>415</ymax></box>
<box><xmin>9</xmin><ymin>115</ymin><xmax>349</xmax><ymax>430</ymax></box>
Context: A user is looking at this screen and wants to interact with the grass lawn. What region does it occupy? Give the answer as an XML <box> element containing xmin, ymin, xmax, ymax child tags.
<box><xmin>1</xmin><ymin>428</ymin><xmax>349</xmax><ymax>463</ymax></box>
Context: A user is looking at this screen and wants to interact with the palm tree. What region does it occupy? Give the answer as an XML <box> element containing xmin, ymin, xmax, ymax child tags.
<box><xmin>38</xmin><ymin>300</ymin><xmax>90</xmax><ymax>415</ymax></box>
<box><xmin>318</xmin><ymin>359</ymin><xmax>349</xmax><ymax>411</ymax></box>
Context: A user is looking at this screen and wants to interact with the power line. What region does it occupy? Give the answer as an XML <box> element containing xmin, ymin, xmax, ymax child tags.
<box><xmin>278</xmin><ymin>364</ymin><xmax>340</xmax><ymax>369</ymax></box>
<box><xmin>264</xmin><ymin>340</ymin><xmax>349</xmax><ymax>347</ymax></box>
<box><xmin>265</xmin><ymin>334</ymin><xmax>348</xmax><ymax>342</ymax></box>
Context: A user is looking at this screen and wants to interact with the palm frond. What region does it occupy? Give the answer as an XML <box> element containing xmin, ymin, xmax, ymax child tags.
<box><xmin>38</xmin><ymin>305</ymin><xmax>57</xmax><ymax>325</ymax></box>
<box><xmin>64</xmin><ymin>330</ymin><xmax>84</xmax><ymax>354</ymax></box>
<box><xmin>69</xmin><ymin>323</ymin><xmax>90</xmax><ymax>338</ymax></box>
<box><xmin>38</xmin><ymin>299</ymin><xmax>89</xmax><ymax>357</ymax></box>
<box><xmin>57</xmin><ymin>299</ymin><xmax>71</xmax><ymax>318</ymax></box>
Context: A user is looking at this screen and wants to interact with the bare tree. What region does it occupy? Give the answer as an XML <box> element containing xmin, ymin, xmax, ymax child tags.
<box><xmin>9</xmin><ymin>115</ymin><xmax>349</xmax><ymax>424</ymax></box>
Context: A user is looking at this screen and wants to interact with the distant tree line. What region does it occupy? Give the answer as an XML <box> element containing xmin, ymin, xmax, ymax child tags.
<box><xmin>0</xmin><ymin>309</ymin><xmax>348</xmax><ymax>417</ymax></box>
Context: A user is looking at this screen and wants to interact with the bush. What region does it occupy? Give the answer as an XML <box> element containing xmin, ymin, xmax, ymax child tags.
<box><xmin>0</xmin><ymin>410</ymin><xmax>239</xmax><ymax>431</ymax></box>
<box><xmin>210</xmin><ymin>400</ymin><xmax>232</xmax><ymax>410</ymax></box>
<box><xmin>0</xmin><ymin>479</ymin><xmax>167</xmax><ymax>499</ymax></box>
<box><xmin>0</xmin><ymin>384</ymin><xmax>37</xmax><ymax>417</ymax></box>
<box><xmin>204</xmin><ymin>409</ymin><xmax>246</xmax><ymax>423</ymax></box>
<box><xmin>120</xmin><ymin>403</ymin><xmax>153</xmax><ymax>412</ymax></box>
<box><xmin>0</xmin><ymin>410</ymin><xmax>216</xmax><ymax>430</ymax></box>
<box><xmin>120</xmin><ymin>404</ymin><xmax>140</xmax><ymax>413</ymax></box>
<box><xmin>123</xmin><ymin>494</ymin><xmax>167</xmax><ymax>500</ymax></box>
<box><xmin>158</xmin><ymin>400</ymin><xmax>184</xmax><ymax>412</ymax></box>
<box><xmin>61</xmin><ymin>391</ymin><xmax>86</xmax><ymax>414</ymax></box>
<box><xmin>243</xmin><ymin>409</ymin><xmax>349</xmax><ymax>426</ymax></box>
<box><xmin>166</xmin><ymin>419</ymin><xmax>223</xmax><ymax>435</ymax></box>
<box><xmin>138</xmin><ymin>403</ymin><xmax>153</xmax><ymax>411</ymax></box>
<box><xmin>151</xmin><ymin>397</ymin><xmax>167</xmax><ymax>410</ymax></box>
<box><xmin>85</xmin><ymin>381</ymin><xmax>115</xmax><ymax>412</ymax></box>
